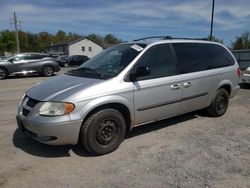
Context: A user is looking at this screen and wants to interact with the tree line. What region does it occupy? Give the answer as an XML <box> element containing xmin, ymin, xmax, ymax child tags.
<box><xmin>0</xmin><ymin>30</ymin><xmax>123</xmax><ymax>55</ymax></box>
<box><xmin>0</xmin><ymin>30</ymin><xmax>249</xmax><ymax>55</ymax></box>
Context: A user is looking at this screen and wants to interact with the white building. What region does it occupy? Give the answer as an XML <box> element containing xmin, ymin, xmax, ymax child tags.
<box><xmin>47</xmin><ymin>37</ymin><xmax>103</xmax><ymax>58</ymax></box>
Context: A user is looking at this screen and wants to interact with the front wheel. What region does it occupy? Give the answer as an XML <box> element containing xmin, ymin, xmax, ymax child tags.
<box><xmin>41</xmin><ymin>66</ymin><xmax>54</xmax><ymax>77</ymax></box>
<box><xmin>81</xmin><ymin>109</ymin><xmax>126</xmax><ymax>155</ymax></box>
<box><xmin>207</xmin><ymin>88</ymin><xmax>229</xmax><ymax>117</ymax></box>
<box><xmin>0</xmin><ymin>68</ymin><xmax>8</xmax><ymax>79</ymax></box>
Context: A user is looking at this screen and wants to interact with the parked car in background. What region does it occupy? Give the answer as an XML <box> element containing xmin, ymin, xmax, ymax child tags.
<box><xmin>58</xmin><ymin>55</ymin><xmax>89</xmax><ymax>67</ymax></box>
<box><xmin>56</xmin><ymin>55</ymin><xmax>69</xmax><ymax>65</ymax></box>
<box><xmin>241</xmin><ymin>67</ymin><xmax>250</xmax><ymax>84</ymax></box>
<box><xmin>17</xmin><ymin>37</ymin><xmax>240</xmax><ymax>155</ymax></box>
<box><xmin>232</xmin><ymin>49</ymin><xmax>250</xmax><ymax>84</ymax></box>
<box><xmin>0</xmin><ymin>53</ymin><xmax>60</xmax><ymax>79</ymax></box>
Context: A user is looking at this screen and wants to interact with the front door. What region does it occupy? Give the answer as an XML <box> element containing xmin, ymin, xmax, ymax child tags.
<box><xmin>131</xmin><ymin>43</ymin><xmax>182</xmax><ymax>126</ymax></box>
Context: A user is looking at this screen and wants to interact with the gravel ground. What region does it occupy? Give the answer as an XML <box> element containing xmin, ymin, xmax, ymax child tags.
<box><xmin>0</xmin><ymin>69</ymin><xmax>249</xmax><ymax>188</ymax></box>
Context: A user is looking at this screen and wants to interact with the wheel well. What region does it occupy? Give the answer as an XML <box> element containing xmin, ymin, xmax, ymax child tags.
<box><xmin>42</xmin><ymin>64</ymin><xmax>54</xmax><ymax>70</ymax></box>
<box><xmin>218</xmin><ymin>85</ymin><xmax>231</xmax><ymax>95</ymax></box>
<box><xmin>83</xmin><ymin>103</ymin><xmax>132</xmax><ymax>134</ymax></box>
<box><xmin>0</xmin><ymin>67</ymin><xmax>9</xmax><ymax>74</ymax></box>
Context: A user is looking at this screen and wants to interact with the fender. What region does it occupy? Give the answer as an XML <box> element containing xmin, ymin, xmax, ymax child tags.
<box><xmin>216</xmin><ymin>79</ymin><xmax>232</xmax><ymax>91</ymax></box>
<box><xmin>73</xmin><ymin>95</ymin><xmax>134</xmax><ymax>126</ymax></box>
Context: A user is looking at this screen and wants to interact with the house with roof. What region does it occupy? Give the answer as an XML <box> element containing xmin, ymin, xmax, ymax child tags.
<box><xmin>46</xmin><ymin>37</ymin><xmax>103</xmax><ymax>58</ymax></box>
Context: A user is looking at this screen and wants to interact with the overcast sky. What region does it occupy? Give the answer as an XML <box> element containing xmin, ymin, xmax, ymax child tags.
<box><xmin>0</xmin><ymin>0</ymin><xmax>249</xmax><ymax>45</ymax></box>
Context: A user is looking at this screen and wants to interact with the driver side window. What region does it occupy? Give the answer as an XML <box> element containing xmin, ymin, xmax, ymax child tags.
<box><xmin>11</xmin><ymin>56</ymin><xmax>25</xmax><ymax>63</ymax></box>
<box><xmin>132</xmin><ymin>44</ymin><xmax>177</xmax><ymax>81</ymax></box>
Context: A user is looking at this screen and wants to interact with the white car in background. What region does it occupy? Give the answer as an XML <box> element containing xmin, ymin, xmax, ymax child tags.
<box><xmin>241</xmin><ymin>67</ymin><xmax>250</xmax><ymax>84</ymax></box>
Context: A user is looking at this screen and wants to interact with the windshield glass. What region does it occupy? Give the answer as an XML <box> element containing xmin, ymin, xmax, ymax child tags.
<box><xmin>65</xmin><ymin>43</ymin><xmax>146</xmax><ymax>79</ymax></box>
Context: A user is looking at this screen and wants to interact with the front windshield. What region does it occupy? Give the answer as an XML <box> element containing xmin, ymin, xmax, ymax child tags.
<box><xmin>6</xmin><ymin>55</ymin><xmax>16</xmax><ymax>61</ymax></box>
<box><xmin>65</xmin><ymin>43</ymin><xmax>146</xmax><ymax>79</ymax></box>
<box><xmin>6</xmin><ymin>54</ymin><xmax>22</xmax><ymax>62</ymax></box>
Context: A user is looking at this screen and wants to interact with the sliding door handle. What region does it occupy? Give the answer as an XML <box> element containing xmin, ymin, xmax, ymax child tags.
<box><xmin>170</xmin><ymin>84</ymin><xmax>181</xmax><ymax>90</ymax></box>
<box><xmin>183</xmin><ymin>82</ymin><xmax>192</xmax><ymax>88</ymax></box>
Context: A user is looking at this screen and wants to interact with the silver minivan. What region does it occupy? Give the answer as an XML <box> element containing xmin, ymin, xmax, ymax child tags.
<box><xmin>17</xmin><ymin>38</ymin><xmax>240</xmax><ymax>155</ymax></box>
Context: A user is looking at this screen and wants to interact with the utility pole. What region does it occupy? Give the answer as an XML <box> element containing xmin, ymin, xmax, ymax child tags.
<box><xmin>25</xmin><ymin>32</ymin><xmax>28</xmax><ymax>46</ymax></box>
<box><xmin>14</xmin><ymin>12</ymin><xmax>20</xmax><ymax>53</ymax></box>
<box><xmin>210</xmin><ymin>0</ymin><xmax>215</xmax><ymax>41</ymax></box>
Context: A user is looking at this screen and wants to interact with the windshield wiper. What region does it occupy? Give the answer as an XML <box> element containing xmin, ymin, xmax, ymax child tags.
<box><xmin>66</xmin><ymin>67</ymin><xmax>103</xmax><ymax>79</ymax></box>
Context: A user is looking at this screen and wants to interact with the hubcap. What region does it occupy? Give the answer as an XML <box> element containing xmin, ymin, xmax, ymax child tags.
<box><xmin>96</xmin><ymin>120</ymin><xmax>118</xmax><ymax>145</ymax></box>
<box><xmin>217</xmin><ymin>95</ymin><xmax>226</xmax><ymax>110</ymax></box>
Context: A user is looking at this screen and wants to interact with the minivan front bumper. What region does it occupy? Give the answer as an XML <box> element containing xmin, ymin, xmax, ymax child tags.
<box><xmin>16</xmin><ymin>115</ymin><xmax>82</xmax><ymax>145</ymax></box>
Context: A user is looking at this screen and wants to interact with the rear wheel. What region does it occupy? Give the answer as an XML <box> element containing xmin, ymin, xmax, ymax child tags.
<box><xmin>41</xmin><ymin>66</ymin><xmax>54</xmax><ymax>77</ymax></box>
<box><xmin>81</xmin><ymin>109</ymin><xmax>126</xmax><ymax>155</ymax></box>
<box><xmin>207</xmin><ymin>88</ymin><xmax>229</xmax><ymax>117</ymax></box>
<box><xmin>0</xmin><ymin>68</ymin><xmax>8</xmax><ymax>79</ymax></box>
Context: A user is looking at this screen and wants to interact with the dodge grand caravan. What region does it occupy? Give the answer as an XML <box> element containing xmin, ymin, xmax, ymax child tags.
<box><xmin>16</xmin><ymin>37</ymin><xmax>240</xmax><ymax>155</ymax></box>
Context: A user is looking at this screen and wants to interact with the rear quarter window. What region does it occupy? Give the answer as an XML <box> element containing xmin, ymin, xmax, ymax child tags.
<box><xmin>209</xmin><ymin>45</ymin><xmax>235</xmax><ymax>68</ymax></box>
<box><xmin>173</xmin><ymin>43</ymin><xmax>235</xmax><ymax>74</ymax></box>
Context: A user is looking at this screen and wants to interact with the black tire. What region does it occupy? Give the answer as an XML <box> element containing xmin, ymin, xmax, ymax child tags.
<box><xmin>41</xmin><ymin>66</ymin><xmax>54</xmax><ymax>77</ymax></box>
<box><xmin>0</xmin><ymin>67</ymin><xmax>8</xmax><ymax>79</ymax></box>
<box><xmin>207</xmin><ymin>88</ymin><xmax>229</xmax><ymax>117</ymax></box>
<box><xmin>81</xmin><ymin>109</ymin><xmax>126</xmax><ymax>155</ymax></box>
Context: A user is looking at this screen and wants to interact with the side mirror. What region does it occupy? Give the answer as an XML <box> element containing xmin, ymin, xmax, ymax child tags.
<box><xmin>129</xmin><ymin>66</ymin><xmax>151</xmax><ymax>81</ymax></box>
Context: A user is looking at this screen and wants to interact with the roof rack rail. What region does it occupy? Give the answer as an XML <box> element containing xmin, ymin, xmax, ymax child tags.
<box><xmin>169</xmin><ymin>37</ymin><xmax>208</xmax><ymax>40</ymax></box>
<box><xmin>133</xmin><ymin>36</ymin><xmax>208</xmax><ymax>42</ymax></box>
<box><xmin>133</xmin><ymin>36</ymin><xmax>172</xmax><ymax>42</ymax></box>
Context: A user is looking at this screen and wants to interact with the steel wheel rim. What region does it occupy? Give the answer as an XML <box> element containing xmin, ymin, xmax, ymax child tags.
<box><xmin>96</xmin><ymin>119</ymin><xmax>118</xmax><ymax>145</ymax></box>
<box><xmin>216</xmin><ymin>94</ymin><xmax>226</xmax><ymax>110</ymax></box>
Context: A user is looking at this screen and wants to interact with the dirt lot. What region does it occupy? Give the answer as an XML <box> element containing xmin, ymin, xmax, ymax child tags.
<box><xmin>0</xmin><ymin>69</ymin><xmax>249</xmax><ymax>188</ymax></box>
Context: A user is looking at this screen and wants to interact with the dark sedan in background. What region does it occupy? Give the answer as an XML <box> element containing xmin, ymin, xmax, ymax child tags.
<box><xmin>58</xmin><ymin>55</ymin><xmax>89</xmax><ymax>67</ymax></box>
<box><xmin>0</xmin><ymin>53</ymin><xmax>60</xmax><ymax>79</ymax></box>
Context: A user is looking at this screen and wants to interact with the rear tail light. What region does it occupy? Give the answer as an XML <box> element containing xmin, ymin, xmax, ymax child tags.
<box><xmin>237</xmin><ymin>67</ymin><xmax>241</xmax><ymax>78</ymax></box>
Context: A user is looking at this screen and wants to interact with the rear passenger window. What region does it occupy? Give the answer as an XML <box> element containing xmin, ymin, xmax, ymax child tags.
<box><xmin>209</xmin><ymin>45</ymin><xmax>235</xmax><ymax>68</ymax></box>
<box><xmin>173</xmin><ymin>43</ymin><xmax>210</xmax><ymax>74</ymax></box>
<box><xmin>133</xmin><ymin>44</ymin><xmax>177</xmax><ymax>80</ymax></box>
<box><xmin>29</xmin><ymin>54</ymin><xmax>41</xmax><ymax>60</ymax></box>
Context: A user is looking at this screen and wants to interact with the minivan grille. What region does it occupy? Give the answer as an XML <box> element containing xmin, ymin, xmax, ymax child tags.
<box><xmin>22</xmin><ymin>96</ymin><xmax>40</xmax><ymax>117</ymax></box>
<box><xmin>22</xmin><ymin>108</ymin><xmax>30</xmax><ymax>116</ymax></box>
<box><xmin>26</xmin><ymin>97</ymin><xmax>39</xmax><ymax>108</ymax></box>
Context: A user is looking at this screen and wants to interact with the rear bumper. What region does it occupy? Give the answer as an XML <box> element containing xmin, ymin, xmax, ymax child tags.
<box><xmin>230</xmin><ymin>85</ymin><xmax>240</xmax><ymax>98</ymax></box>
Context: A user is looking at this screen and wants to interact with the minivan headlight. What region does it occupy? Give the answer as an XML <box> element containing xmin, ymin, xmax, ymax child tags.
<box><xmin>39</xmin><ymin>102</ymin><xmax>75</xmax><ymax>116</ymax></box>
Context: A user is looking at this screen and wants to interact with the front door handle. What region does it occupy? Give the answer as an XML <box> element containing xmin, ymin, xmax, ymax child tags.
<box><xmin>183</xmin><ymin>81</ymin><xmax>192</xmax><ymax>88</ymax></box>
<box><xmin>170</xmin><ymin>84</ymin><xmax>181</xmax><ymax>90</ymax></box>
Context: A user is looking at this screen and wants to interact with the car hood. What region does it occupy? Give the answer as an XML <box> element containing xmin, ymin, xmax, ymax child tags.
<box><xmin>26</xmin><ymin>74</ymin><xmax>104</xmax><ymax>101</ymax></box>
<box><xmin>0</xmin><ymin>60</ymin><xmax>8</xmax><ymax>64</ymax></box>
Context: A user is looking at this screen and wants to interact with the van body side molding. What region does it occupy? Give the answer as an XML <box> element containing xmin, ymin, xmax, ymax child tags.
<box><xmin>137</xmin><ymin>92</ymin><xmax>208</xmax><ymax>111</ymax></box>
